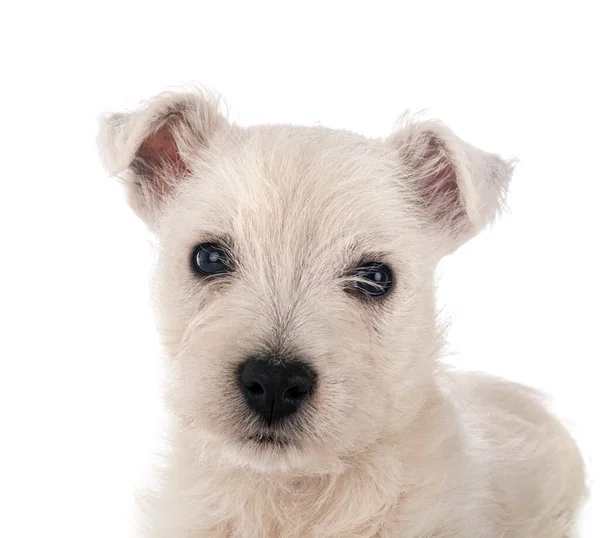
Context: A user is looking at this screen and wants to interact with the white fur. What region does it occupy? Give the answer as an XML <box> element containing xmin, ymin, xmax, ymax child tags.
<box><xmin>98</xmin><ymin>88</ymin><xmax>587</xmax><ymax>537</ymax></box>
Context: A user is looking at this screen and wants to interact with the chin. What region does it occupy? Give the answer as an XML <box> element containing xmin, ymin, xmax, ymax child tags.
<box><xmin>213</xmin><ymin>432</ymin><xmax>343</xmax><ymax>475</ymax></box>
<box><xmin>224</xmin><ymin>435</ymin><xmax>308</xmax><ymax>472</ymax></box>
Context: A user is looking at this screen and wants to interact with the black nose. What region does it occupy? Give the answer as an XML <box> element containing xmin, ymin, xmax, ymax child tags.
<box><xmin>238</xmin><ymin>356</ymin><xmax>316</xmax><ymax>425</ymax></box>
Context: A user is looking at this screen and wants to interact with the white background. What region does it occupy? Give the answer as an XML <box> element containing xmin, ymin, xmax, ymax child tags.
<box><xmin>0</xmin><ymin>1</ymin><xmax>598</xmax><ymax>536</ymax></box>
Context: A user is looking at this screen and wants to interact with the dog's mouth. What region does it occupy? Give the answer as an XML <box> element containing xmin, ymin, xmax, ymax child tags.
<box><xmin>241</xmin><ymin>411</ymin><xmax>305</xmax><ymax>449</ymax></box>
<box><xmin>247</xmin><ymin>432</ymin><xmax>290</xmax><ymax>448</ymax></box>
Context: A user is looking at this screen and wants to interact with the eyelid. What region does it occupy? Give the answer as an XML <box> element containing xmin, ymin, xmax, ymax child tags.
<box><xmin>191</xmin><ymin>231</ymin><xmax>233</xmax><ymax>247</ymax></box>
<box><xmin>347</xmin><ymin>246</ymin><xmax>391</xmax><ymax>265</ymax></box>
<box><xmin>191</xmin><ymin>235</ymin><xmax>235</xmax><ymax>258</ymax></box>
<box><xmin>345</xmin><ymin>253</ymin><xmax>392</xmax><ymax>275</ymax></box>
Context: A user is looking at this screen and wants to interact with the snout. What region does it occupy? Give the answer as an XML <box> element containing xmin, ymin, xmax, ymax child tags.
<box><xmin>238</xmin><ymin>356</ymin><xmax>316</xmax><ymax>425</ymax></box>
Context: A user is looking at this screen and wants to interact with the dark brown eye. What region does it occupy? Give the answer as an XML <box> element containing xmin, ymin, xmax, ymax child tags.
<box><xmin>191</xmin><ymin>243</ymin><xmax>232</xmax><ymax>276</ymax></box>
<box><xmin>348</xmin><ymin>262</ymin><xmax>393</xmax><ymax>298</ymax></box>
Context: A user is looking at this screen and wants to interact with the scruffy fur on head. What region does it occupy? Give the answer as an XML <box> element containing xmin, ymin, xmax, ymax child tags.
<box><xmin>98</xmin><ymin>87</ymin><xmax>587</xmax><ymax>537</ymax></box>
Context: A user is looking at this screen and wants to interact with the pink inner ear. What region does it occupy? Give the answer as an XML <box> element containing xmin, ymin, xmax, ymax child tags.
<box><xmin>142</xmin><ymin>127</ymin><xmax>180</xmax><ymax>165</ymax></box>
<box><xmin>420</xmin><ymin>137</ymin><xmax>465</xmax><ymax>225</ymax></box>
<box><xmin>133</xmin><ymin>121</ymin><xmax>189</xmax><ymax>197</ymax></box>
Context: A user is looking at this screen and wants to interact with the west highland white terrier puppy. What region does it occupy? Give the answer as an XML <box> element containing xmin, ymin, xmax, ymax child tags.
<box><xmin>98</xmin><ymin>88</ymin><xmax>586</xmax><ymax>537</ymax></box>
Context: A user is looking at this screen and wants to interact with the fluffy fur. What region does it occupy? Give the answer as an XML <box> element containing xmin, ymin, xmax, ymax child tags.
<box><xmin>98</xmin><ymin>87</ymin><xmax>587</xmax><ymax>537</ymax></box>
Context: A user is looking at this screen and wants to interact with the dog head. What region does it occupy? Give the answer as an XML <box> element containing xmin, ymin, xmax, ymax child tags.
<box><xmin>98</xmin><ymin>89</ymin><xmax>512</xmax><ymax>472</ymax></box>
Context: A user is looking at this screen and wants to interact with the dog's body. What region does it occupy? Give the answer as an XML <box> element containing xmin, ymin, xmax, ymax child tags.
<box><xmin>98</xmin><ymin>88</ymin><xmax>586</xmax><ymax>537</ymax></box>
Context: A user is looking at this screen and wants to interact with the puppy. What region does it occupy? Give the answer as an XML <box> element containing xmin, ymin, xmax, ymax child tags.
<box><xmin>98</xmin><ymin>88</ymin><xmax>587</xmax><ymax>537</ymax></box>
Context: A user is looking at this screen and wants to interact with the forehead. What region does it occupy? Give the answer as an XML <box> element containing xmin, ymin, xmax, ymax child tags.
<box><xmin>164</xmin><ymin>125</ymin><xmax>417</xmax><ymax>255</ymax></box>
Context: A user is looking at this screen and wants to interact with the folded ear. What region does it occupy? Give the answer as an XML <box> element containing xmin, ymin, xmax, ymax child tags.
<box><xmin>97</xmin><ymin>89</ymin><xmax>227</xmax><ymax>227</ymax></box>
<box><xmin>389</xmin><ymin>119</ymin><xmax>515</xmax><ymax>256</ymax></box>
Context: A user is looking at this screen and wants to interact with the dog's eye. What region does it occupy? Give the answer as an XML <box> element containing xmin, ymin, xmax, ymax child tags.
<box><xmin>348</xmin><ymin>263</ymin><xmax>393</xmax><ymax>298</ymax></box>
<box><xmin>192</xmin><ymin>243</ymin><xmax>232</xmax><ymax>276</ymax></box>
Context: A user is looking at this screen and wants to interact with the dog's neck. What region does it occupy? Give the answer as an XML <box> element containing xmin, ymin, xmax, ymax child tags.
<box><xmin>149</xmin><ymin>386</ymin><xmax>458</xmax><ymax>537</ymax></box>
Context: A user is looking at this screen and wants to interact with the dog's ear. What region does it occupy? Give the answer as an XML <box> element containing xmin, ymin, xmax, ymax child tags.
<box><xmin>389</xmin><ymin>119</ymin><xmax>514</xmax><ymax>256</ymax></box>
<box><xmin>97</xmin><ymin>90</ymin><xmax>227</xmax><ymax>227</ymax></box>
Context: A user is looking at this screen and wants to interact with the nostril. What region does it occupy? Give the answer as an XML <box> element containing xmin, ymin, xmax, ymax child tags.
<box><xmin>245</xmin><ymin>381</ymin><xmax>264</xmax><ymax>395</ymax></box>
<box><xmin>283</xmin><ymin>385</ymin><xmax>309</xmax><ymax>402</ymax></box>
